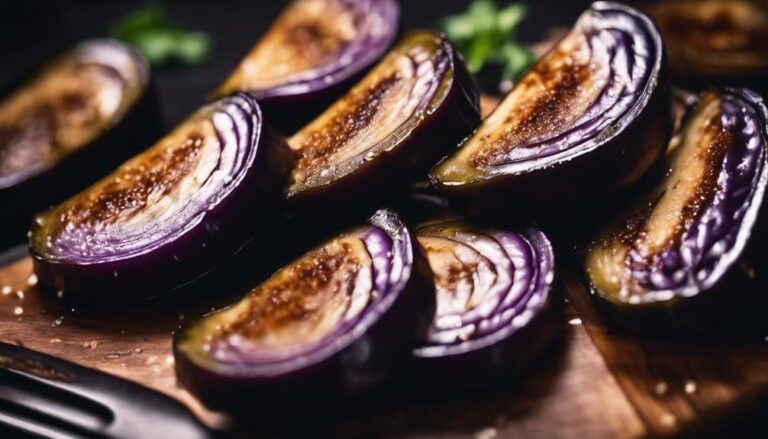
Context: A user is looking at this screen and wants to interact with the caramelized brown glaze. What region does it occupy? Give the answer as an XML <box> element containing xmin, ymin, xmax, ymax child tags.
<box><xmin>212</xmin><ymin>238</ymin><xmax>371</xmax><ymax>349</ymax></box>
<box><xmin>470</xmin><ymin>53</ymin><xmax>594</xmax><ymax>168</ymax></box>
<box><xmin>586</xmin><ymin>91</ymin><xmax>735</xmax><ymax>298</ymax></box>
<box><xmin>0</xmin><ymin>63</ymin><xmax>125</xmax><ymax>181</ymax></box>
<box><xmin>213</xmin><ymin>0</ymin><xmax>359</xmax><ymax>95</ymax></box>
<box><xmin>32</xmin><ymin>116</ymin><xmax>219</xmax><ymax>258</ymax></box>
<box><xmin>418</xmin><ymin>236</ymin><xmax>480</xmax><ymax>313</ymax></box>
<box><xmin>290</xmin><ymin>74</ymin><xmax>401</xmax><ymax>183</ymax></box>
<box><xmin>285</xmin><ymin>32</ymin><xmax>449</xmax><ymax>197</ymax></box>
<box><xmin>56</xmin><ymin>134</ymin><xmax>204</xmax><ymax>229</ymax></box>
<box><xmin>647</xmin><ymin>0</ymin><xmax>768</xmax><ymax>54</ymax></box>
<box><xmin>629</xmin><ymin>93</ymin><xmax>731</xmax><ymax>259</ymax></box>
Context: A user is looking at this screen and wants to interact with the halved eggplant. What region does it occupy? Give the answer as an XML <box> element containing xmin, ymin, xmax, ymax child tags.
<box><xmin>636</xmin><ymin>0</ymin><xmax>768</xmax><ymax>85</ymax></box>
<box><xmin>286</xmin><ymin>30</ymin><xmax>480</xmax><ymax>213</ymax></box>
<box><xmin>430</xmin><ymin>2</ymin><xmax>672</xmax><ymax>218</ymax></box>
<box><xmin>211</xmin><ymin>0</ymin><xmax>399</xmax><ymax>133</ymax></box>
<box><xmin>30</xmin><ymin>93</ymin><xmax>294</xmax><ymax>302</ymax></box>
<box><xmin>0</xmin><ymin>39</ymin><xmax>159</xmax><ymax>247</ymax></box>
<box><xmin>174</xmin><ymin>209</ymin><xmax>434</xmax><ymax>414</ymax></box>
<box><xmin>413</xmin><ymin>220</ymin><xmax>557</xmax><ymax>388</ymax></box>
<box><xmin>584</xmin><ymin>88</ymin><xmax>768</xmax><ymax>330</ymax></box>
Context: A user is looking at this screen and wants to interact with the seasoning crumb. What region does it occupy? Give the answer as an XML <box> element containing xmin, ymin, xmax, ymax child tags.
<box><xmin>50</xmin><ymin>338</ymin><xmax>62</xmax><ymax>344</ymax></box>
<box><xmin>165</xmin><ymin>355</ymin><xmax>175</xmax><ymax>366</ymax></box>
<box><xmin>654</xmin><ymin>381</ymin><xmax>668</xmax><ymax>396</ymax></box>
<box><xmin>684</xmin><ymin>380</ymin><xmax>697</xmax><ymax>395</ymax></box>
<box><xmin>27</xmin><ymin>274</ymin><xmax>38</xmax><ymax>286</ymax></box>
<box><xmin>1</xmin><ymin>285</ymin><xmax>11</xmax><ymax>295</ymax></box>
<box><xmin>568</xmin><ymin>317</ymin><xmax>582</xmax><ymax>326</ymax></box>
<box><xmin>145</xmin><ymin>355</ymin><xmax>159</xmax><ymax>365</ymax></box>
<box><xmin>13</xmin><ymin>306</ymin><xmax>23</xmax><ymax>316</ymax></box>
<box><xmin>475</xmin><ymin>427</ymin><xmax>498</xmax><ymax>439</ymax></box>
<box><xmin>83</xmin><ymin>340</ymin><xmax>99</xmax><ymax>350</ymax></box>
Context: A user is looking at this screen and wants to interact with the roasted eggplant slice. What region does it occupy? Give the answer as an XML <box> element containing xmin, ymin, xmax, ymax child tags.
<box><xmin>286</xmin><ymin>30</ymin><xmax>480</xmax><ymax>212</ymax></box>
<box><xmin>0</xmin><ymin>39</ymin><xmax>158</xmax><ymax>247</ymax></box>
<box><xmin>584</xmin><ymin>88</ymin><xmax>768</xmax><ymax>330</ymax></box>
<box><xmin>430</xmin><ymin>2</ymin><xmax>672</xmax><ymax>218</ymax></box>
<box><xmin>413</xmin><ymin>220</ymin><xmax>557</xmax><ymax>388</ymax></box>
<box><xmin>637</xmin><ymin>0</ymin><xmax>768</xmax><ymax>84</ymax></box>
<box><xmin>30</xmin><ymin>93</ymin><xmax>293</xmax><ymax>302</ymax></box>
<box><xmin>174</xmin><ymin>209</ymin><xmax>434</xmax><ymax>414</ymax></box>
<box><xmin>211</xmin><ymin>0</ymin><xmax>399</xmax><ymax>133</ymax></box>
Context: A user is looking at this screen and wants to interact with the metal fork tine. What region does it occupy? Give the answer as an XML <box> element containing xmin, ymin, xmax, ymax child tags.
<box><xmin>0</xmin><ymin>404</ymin><xmax>79</xmax><ymax>439</ymax></box>
<box><xmin>0</xmin><ymin>372</ymin><xmax>110</xmax><ymax>434</ymax></box>
<box><xmin>0</xmin><ymin>342</ymin><xmax>213</xmax><ymax>439</ymax></box>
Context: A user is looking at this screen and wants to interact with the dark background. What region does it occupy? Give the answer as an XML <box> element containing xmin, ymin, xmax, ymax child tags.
<box><xmin>0</xmin><ymin>0</ymin><xmax>591</xmax><ymax>130</ymax></box>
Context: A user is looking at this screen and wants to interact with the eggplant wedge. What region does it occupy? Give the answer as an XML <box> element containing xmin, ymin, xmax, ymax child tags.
<box><xmin>174</xmin><ymin>209</ymin><xmax>434</xmax><ymax>414</ymax></box>
<box><xmin>584</xmin><ymin>88</ymin><xmax>768</xmax><ymax>331</ymax></box>
<box><xmin>30</xmin><ymin>93</ymin><xmax>294</xmax><ymax>302</ymax></box>
<box><xmin>211</xmin><ymin>0</ymin><xmax>399</xmax><ymax>133</ymax></box>
<box><xmin>0</xmin><ymin>39</ymin><xmax>159</xmax><ymax>247</ymax></box>
<box><xmin>286</xmin><ymin>30</ymin><xmax>480</xmax><ymax>213</ymax></box>
<box><xmin>430</xmin><ymin>2</ymin><xmax>672</xmax><ymax>218</ymax></box>
<box><xmin>636</xmin><ymin>0</ymin><xmax>768</xmax><ymax>85</ymax></box>
<box><xmin>413</xmin><ymin>220</ymin><xmax>557</xmax><ymax>389</ymax></box>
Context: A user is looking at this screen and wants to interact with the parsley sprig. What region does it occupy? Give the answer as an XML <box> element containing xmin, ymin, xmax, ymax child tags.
<box><xmin>110</xmin><ymin>3</ymin><xmax>213</xmax><ymax>66</ymax></box>
<box><xmin>441</xmin><ymin>0</ymin><xmax>535</xmax><ymax>83</ymax></box>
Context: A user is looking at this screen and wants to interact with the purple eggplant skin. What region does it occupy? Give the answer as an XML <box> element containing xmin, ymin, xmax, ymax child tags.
<box><xmin>0</xmin><ymin>40</ymin><xmax>161</xmax><ymax>249</ymax></box>
<box><xmin>411</xmin><ymin>223</ymin><xmax>559</xmax><ymax>389</ymax></box>
<box><xmin>173</xmin><ymin>209</ymin><xmax>435</xmax><ymax>416</ymax></box>
<box><xmin>210</xmin><ymin>0</ymin><xmax>400</xmax><ymax>134</ymax></box>
<box><xmin>286</xmin><ymin>30</ymin><xmax>480</xmax><ymax>216</ymax></box>
<box><xmin>429</xmin><ymin>2</ymin><xmax>673</xmax><ymax>221</ymax></box>
<box><xmin>29</xmin><ymin>93</ymin><xmax>294</xmax><ymax>304</ymax></box>
<box><xmin>584</xmin><ymin>88</ymin><xmax>768</xmax><ymax>335</ymax></box>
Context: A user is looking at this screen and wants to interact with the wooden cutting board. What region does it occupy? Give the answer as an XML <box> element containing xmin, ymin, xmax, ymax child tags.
<box><xmin>1</xmin><ymin>246</ymin><xmax>767</xmax><ymax>438</ymax></box>
<box><xmin>1</xmin><ymin>97</ymin><xmax>767</xmax><ymax>438</ymax></box>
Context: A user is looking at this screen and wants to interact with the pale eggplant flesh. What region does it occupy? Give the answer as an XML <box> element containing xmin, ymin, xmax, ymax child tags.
<box><xmin>286</xmin><ymin>30</ymin><xmax>480</xmax><ymax>213</ymax></box>
<box><xmin>430</xmin><ymin>1</ymin><xmax>672</xmax><ymax>219</ymax></box>
<box><xmin>0</xmin><ymin>39</ymin><xmax>158</xmax><ymax>247</ymax></box>
<box><xmin>30</xmin><ymin>93</ymin><xmax>293</xmax><ymax>303</ymax></box>
<box><xmin>211</xmin><ymin>0</ymin><xmax>399</xmax><ymax>133</ymax></box>
<box><xmin>173</xmin><ymin>209</ymin><xmax>434</xmax><ymax>415</ymax></box>
<box><xmin>412</xmin><ymin>220</ymin><xmax>558</xmax><ymax>388</ymax></box>
<box><xmin>584</xmin><ymin>88</ymin><xmax>768</xmax><ymax>331</ymax></box>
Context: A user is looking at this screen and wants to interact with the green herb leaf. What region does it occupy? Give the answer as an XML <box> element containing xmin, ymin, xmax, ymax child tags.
<box><xmin>110</xmin><ymin>3</ymin><xmax>213</xmax><ymax>66</ymax></box>
<box><xmin>441</xmin><ymin>0</ymin><xmax>534</xmax><ymax>82</ymax></box>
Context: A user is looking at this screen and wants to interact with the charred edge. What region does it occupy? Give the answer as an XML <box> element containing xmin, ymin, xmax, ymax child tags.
<box><xmin>283</xmin><ymin>21</ymin><xmax>348</xmax><ymax>67</ymax></box>
<box><xmin>51</xmin><ymin>133</ymin><xmax>205</xmax><ymax>233</ymax></box>
<box><xmin>469</xmin><ymin>51</ymin><xmax>591</xmax><ymax>169</ymax></box>
<box><xmin>292</xmin><ymin>73</ymin><xmax>402</xmax><ymax>177</ymax></box>
<box><xmin>214</xmin><ymin>241</ymin><xmax>360</xmax><ymax>343</ymax></box>
<box><xmin>618</xmin><ymin>100</ymin><xmax>733</xmax><ymax>263</ymax></box>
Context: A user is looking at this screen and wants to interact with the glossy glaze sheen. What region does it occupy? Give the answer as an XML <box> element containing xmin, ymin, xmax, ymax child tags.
<box><xmin>286</xmin><ymin>30</ymin><xmax>480</xmax><ymax>212</ymax></box>
<box><xmin>430</xmin><ymin>2</ymin><xmax>671</xmax><ymax>218</ymax></box>
<box><xmin>412</xmin><ymin>221</ymin><xmax>557</xmax><ymax>388</ymax></box>
<box><xmin>30</xmin><ymin>94</ymin><xmax>294</xmax><ymax>302</ymax></box>
<box><xmin>174</xmin><ymin>209</ymin><xmax>434</xmax><ymax>414</ymax></box>
<box><xmin>0</xmin><ymin>40</ymin><xmax>159</xmax><ymax>247</ymax></box>
<box><xmin>211</xmin><ymin>0</ymin><xmax>399</xmax><ymax>133</ymax></box>
<box><xmin>584</xmin><ymin>88</ymin><xmax>768</xmax><ymax>326</ymax></box>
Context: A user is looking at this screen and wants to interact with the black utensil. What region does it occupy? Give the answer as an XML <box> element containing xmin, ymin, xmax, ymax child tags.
<box><xmin>0</xmin><ymin>342</ymin><xmax>214</xmax><ymax>438</ymax></box>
